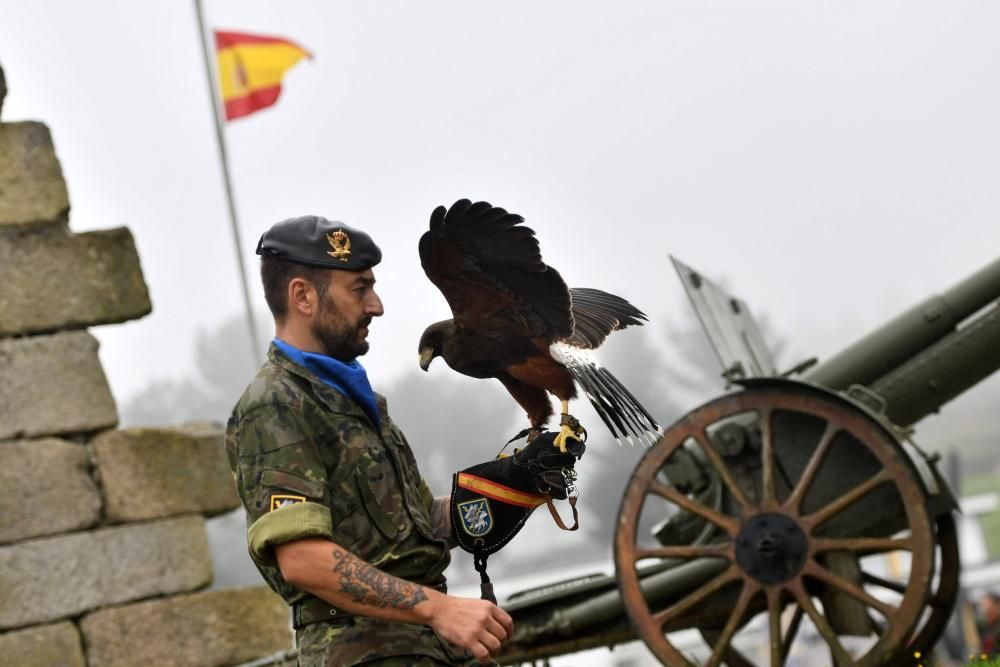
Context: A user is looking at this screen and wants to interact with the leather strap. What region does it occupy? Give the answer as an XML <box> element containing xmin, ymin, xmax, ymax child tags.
<box><xmin>293</xmin><ymin>596</ymin><xmax>352</xmax><ymax>629</ymax></box>
<box><xmin>545</xmin><ymin>495</ymin><xmax>579</xmax><ymax>531</ymax></box>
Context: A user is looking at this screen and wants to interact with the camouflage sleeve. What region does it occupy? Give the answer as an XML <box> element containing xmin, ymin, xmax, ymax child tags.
<box><xmin>417</xmin><ymin>476</ymin><xmax>434</xmax><ymax>511</ymax></box>
<box><xmin>233</xmin><ymin>407</ymin><xmax>335</xmax><ymax>566</ymax></box>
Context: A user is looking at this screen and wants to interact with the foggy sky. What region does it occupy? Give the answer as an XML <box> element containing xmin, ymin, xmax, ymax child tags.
<box><xmin>2</xmin><ymin>1</ymin><xmax>999</xmax><ymax>416</ymax></box>
<box><xmin>7</xmin><ymin>9</ymin><xmax>997</xmax><ymax>664</ymax></box>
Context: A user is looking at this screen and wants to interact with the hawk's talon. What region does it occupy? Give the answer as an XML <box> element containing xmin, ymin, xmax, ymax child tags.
<box><xmin>553</xmin><ymin>413</ymin><xmax>586</xmax><ymax>453</ymax></box>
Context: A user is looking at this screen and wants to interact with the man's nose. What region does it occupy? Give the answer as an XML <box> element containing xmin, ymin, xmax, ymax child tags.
<box><xmin>367</xmin><ymin>292</ymin><xmax>385</xmax><ymax>317</ymax></box>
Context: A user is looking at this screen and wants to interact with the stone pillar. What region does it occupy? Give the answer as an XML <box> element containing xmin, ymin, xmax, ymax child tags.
<box><xmin>0</xmin><ymin>60</ymin><xmax>292</xmax><ymax>666</ymax></box>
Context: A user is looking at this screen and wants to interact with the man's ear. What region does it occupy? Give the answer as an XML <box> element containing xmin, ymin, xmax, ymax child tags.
<box><xmin>287</xmin><ymin>277</ymin><xmax>316</xmax><ymax>317</ymax></box>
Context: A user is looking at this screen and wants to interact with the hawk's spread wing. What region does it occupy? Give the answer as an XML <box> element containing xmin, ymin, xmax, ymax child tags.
<box><xmin>566</xmin><ymin>288</ymin><xmax>648</xmax><ymax>349</ymax></box>
<box><xmin>420</xmin><ymin>199</ymin><xmax>573</xmax><ymax>338</ymax></box>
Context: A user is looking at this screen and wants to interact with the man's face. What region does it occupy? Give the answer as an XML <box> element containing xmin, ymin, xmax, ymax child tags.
<box><xmin>311</xmin><ymin>269</ymin><xmax>384</xmax><ymax>361</ymax></box>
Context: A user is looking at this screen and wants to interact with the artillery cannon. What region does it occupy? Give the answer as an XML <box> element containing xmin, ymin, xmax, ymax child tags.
<box><xmin>499</xmin><ymin>256</ymin><xmax>1000</xmax><ymax>666</ymax></box>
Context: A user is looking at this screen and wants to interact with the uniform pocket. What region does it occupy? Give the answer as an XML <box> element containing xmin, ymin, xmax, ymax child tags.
<box><xmin>355</xmin><ymin>467</ymin><xmax>399</xmax><ymax>540</ymax></box>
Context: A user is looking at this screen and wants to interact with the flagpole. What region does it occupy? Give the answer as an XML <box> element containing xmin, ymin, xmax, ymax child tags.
<box><xmin>193</xmin><ymin>0</ymin><xmax>263</xmax><ymax>364</ymax></box>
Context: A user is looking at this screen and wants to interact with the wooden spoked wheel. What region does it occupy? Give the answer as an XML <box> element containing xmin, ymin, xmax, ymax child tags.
<box><xmin>696</xmin><ymin>513</ymin><xmax>958</xmax><ymax>667</ymax></box>
<box><xmin>614</xmin><ymin>384</ymin><xmax>935</xmax><ymax>667</ymax></box>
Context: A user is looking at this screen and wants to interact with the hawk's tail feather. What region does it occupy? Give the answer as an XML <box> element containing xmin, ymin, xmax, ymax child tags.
<box><xmin>592</xmin><ymin>367</ymin><xmax>659</xmax><ymax>448</ymax></box>
<box><xmin>584</xmin><ymin>366</ymin><xmax>648</xmax><ymax>444</ymax></box>
<box><xmin>550</xmin><ymin>342</ymin><xmax>661</xmax><ymax>446</ymax></box>
<box><xmin>588</xmin><ymin>367</ymin><xmax>658</xmax><ymax>447</ymax></box>
<box><xmin>597</xmin><ymin>367</ymin><xmax>661</xmax><ymax>438</ymax></box>
<box><xmin>571</xmin><ymin>367</ymin><xmax>633</xmax><ymax>444</ymax></box>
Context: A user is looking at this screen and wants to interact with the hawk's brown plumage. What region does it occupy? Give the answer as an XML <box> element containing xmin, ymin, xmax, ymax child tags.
<box><xmin>417</xmin><ymin>199</ymin><xmax>659</xmax><ymax>443</ymax></box>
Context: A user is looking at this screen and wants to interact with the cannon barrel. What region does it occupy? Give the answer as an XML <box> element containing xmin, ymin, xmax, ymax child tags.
<box><xmin>872</xmin><ymin>299</ymin><xmax>1000</xmax><ymax>426</ymax></box>
<box><xmin>803</xmin><ymin>256</ymin><xmax>1000</xmax><ymax>393</ymax></box>
<box><xmin>502</xmin><ymin>558</ymin><xmax>730</xmax><ymax>662</ymax></box>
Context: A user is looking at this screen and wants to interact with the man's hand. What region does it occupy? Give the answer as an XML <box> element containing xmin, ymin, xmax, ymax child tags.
<box><xmin>420</xmin><ymin>593</ymin><xmax>513</xmax><ymax>665</ymax></box>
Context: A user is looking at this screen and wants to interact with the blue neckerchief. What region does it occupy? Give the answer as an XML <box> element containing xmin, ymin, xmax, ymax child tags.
<box><xmin>273</xmin><ymin>338</ymin><xmax>381</xmax><ymax>430</ymax></box>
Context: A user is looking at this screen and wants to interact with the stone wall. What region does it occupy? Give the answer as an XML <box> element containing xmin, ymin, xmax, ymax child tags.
<box><xmin>0</xmin><ymin>62</ymin><xmax>292</xmax><ymax>666</ymax></box>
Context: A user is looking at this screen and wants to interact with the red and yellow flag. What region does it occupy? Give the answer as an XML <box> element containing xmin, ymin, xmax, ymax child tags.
<box><xmin>215</xmin><ymin>31</ymin><xmax>310</xmax><ymax>121</ymax></box>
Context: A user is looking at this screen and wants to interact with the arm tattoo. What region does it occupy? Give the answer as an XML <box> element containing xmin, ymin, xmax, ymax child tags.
<box><xmin>430</xmin><ymin>496</ymin><xmax>456</xmax><ymax>549</ymax></box>
<box><xmin>331</xmin><ymin>549</ymin><xmax>428</xmax><ymax>609</ymax></box>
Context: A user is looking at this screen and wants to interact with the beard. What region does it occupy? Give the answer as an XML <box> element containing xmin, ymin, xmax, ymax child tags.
<box><xmin>311</xmin><ymin>292</ymin><xmax>372</xmax><ymax>361</ymax></box>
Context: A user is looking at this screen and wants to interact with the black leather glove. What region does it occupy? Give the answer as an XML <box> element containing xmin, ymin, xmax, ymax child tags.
<box><xmin>450</xmin><ymin>431</ymin><xmax>585</xmax><ymax>556</ymax></box>
<box><xmin>509</xmin><ymin>431</ymin><xmax>585</xmax><ymax>500</ymax></box>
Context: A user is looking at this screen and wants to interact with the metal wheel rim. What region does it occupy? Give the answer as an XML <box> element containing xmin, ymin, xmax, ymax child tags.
<box><xmin>904</xmin><ymin>512</ymin><xmax>960</xmax><ymax>660</ymax></box>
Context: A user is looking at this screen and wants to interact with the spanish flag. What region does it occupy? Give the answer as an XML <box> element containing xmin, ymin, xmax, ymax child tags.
<box><xmin>215</xmin><ymin>31</ymin><xmax>310</xmax><ymax>121</ymax></box>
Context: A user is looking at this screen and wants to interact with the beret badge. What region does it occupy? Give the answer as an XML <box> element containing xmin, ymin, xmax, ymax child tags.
<box><xmin>326</xmin><ymin>230</ymin><xmax>351</xmax><ymax>262</ymax></box>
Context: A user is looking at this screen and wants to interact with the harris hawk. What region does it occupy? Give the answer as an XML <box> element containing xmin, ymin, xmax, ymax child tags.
<box><xmin>417</xmin><ymin>199</ymin><xmax>661</xmax><ymax>450</ymax></box>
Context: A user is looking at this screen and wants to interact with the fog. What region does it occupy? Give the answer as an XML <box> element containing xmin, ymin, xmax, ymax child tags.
<box><xmin>3</xmin><ymin>2</ymin><xmax>999</xmax><ymax>661</ymax></box>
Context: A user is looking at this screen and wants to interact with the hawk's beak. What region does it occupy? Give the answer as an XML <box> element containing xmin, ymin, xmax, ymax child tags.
<box><xmin>419</xmin><ymin>347</ymin><xmax>434</xmax><ymax>372</ymax></box>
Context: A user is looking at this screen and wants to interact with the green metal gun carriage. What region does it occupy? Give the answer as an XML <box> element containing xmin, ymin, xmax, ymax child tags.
<box><xmin>499</xmin><ymin>256</ymin><xmax>1000</xmax><ymax>666</ymax></box>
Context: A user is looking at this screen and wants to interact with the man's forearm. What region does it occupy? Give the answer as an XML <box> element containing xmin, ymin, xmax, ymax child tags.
<box><xmin>276</xmin><ymin>538</ymin><xmax>439</xmax><ymax>625</ymax></box>
<box><xmin>276</xmin><ymin>537</ymin><xmax>514</xmax><ymax>662</ymax></box>
<box><xmin>431</xmin><ymin>495</ymin><xmax>457</xmax><ymax>549</ymax></box>
<box><xmin>331</xmin><ymin>548</ymin><xmax>428</xmax><ymax>610</ymax></box>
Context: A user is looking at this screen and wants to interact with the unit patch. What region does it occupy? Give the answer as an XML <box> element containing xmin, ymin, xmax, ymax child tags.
<box><xmin>270</xmin><ymin>494</ymin><xmax>306</xmax><ymax>511</ymax></box>
<box><xmin>457</xmin><ymin>497</ymin><xmax>493</xmax><ymax>537</ymax></box>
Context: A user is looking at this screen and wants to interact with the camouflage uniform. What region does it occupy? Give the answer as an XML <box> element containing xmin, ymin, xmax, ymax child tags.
<box><xmin>226</xmin><ymin>344</ymin><xmax>474</xmax><ymax>666</ymax></box>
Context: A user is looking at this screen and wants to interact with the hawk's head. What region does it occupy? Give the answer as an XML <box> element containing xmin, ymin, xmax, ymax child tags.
<box><xmin>418</xmin><ymin>320</ymin><xmax>453</xmax><ymax>371</ymax></box>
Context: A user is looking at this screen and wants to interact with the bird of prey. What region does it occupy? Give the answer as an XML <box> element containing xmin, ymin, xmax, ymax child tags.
<box><xmin>417</xmin><ymin>199</ymin><xmax>661</xmax><ymax>449</ymax></box>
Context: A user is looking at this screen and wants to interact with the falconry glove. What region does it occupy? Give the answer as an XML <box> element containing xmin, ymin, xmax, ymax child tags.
<box><xmin>507</xmin><ymin>430</ymin><xmax>585</xmax><ymax>501</ymax></box>
<box><xmin>450</xmin><ymin>431</ymin><xmax>585</xmax><ymax>603</ymax></box>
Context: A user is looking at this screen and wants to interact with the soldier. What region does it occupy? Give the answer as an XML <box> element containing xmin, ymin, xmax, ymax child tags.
<box><xmin>226</xmin><ymin>215</ymin><xmax>578</xmax><ymax>667</ymax></box>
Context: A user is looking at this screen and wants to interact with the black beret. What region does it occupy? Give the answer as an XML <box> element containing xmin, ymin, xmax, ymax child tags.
<box><xmin>256</xmin><ymin>215</ymin><xmax>382</xmax><ymax>271</ymax></box>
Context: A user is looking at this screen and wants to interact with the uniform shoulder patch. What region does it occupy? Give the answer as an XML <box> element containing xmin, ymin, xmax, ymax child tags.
<box><xmin>457</xmin><ymin>497</ymin><xmax>493</xmax><ymax>537</ymax></box>
<box><xmin>270</xmin><ymin>494</ymin><xmax>307</xmax><ymax>511</ymax></box>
